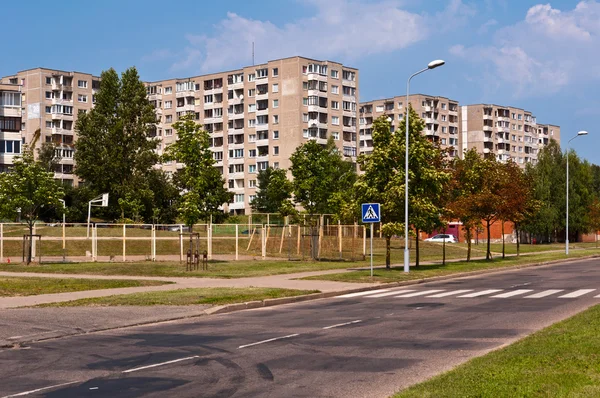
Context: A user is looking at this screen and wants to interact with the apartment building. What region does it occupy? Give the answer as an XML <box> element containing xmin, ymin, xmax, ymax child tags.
<box><xmin>460</xmin><ymin>104</ymin><xmax>561</xmax><ymax>166</ymax></box>
<box><xmin>0</xmin><ymin>83</ymin><xmax>23</xmax><ymax>172</ymax></box>
<box><xmin>146</xmin><ymin>56</ymin><xmax>359</xmax><ymax>214</ymax></box>
<box><xmin>1</xmin><ymin>68</ymin><xmax>99</xmax><ymax>185</ymax></box>
<box><xmin>359</xmin><ymin>94</ymin><xmax>460</xmax><ymax>157</ymax></box>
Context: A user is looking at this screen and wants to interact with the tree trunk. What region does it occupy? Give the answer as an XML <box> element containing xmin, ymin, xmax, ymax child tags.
<box><xmin>415</xmin><ymin>229</ymin><xmax>420</xmax><ymax>268</ymax></box>
<box><xmin>486</xmin><ymin>220</ymin><xmax>492</xmax><ymax>261</ymax></box>
<box><xmin>442</xmin><ymin>237</ymin><xmax>446</xmax><ymax>266</ymax></box>
<box><xmin>502</xmin><ymin>221</ymin><xmax>505</xmax><ymax>259</ymax></box>
<box><xmin>466</xmin><ymin>228</ymin><xmax>472</xmax><ymax>262</ymax></box>
<box><xmin>385</xmin><ymin>235</ymin><xmax>391</xmax><ymax>269</ymax></box>
<box><xmin>27</xmin><ymin>222</ymin><xmax>34</xmax><ymax>265</ymax></box>
<box><xmin>516</xmin><ymin>224</ymin><xmax>520</xmax><ymax>257</ymax></box>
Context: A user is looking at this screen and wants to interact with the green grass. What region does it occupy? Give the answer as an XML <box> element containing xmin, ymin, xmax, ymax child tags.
<box><xmin>0</xmin><ymin>276</ymin><xmax>168</xmax><ymax>297</ymax></box>
<box><xmin>302</xmin><ymin>249</ymin><xmax>600</xmax><ymax>284</ymax></box>
<box><xmin>0</xmin><ymin>260</ymin><xmax>358</xmax><ymax>278</ymax></box>
<box><xmin>395</xmin><ymin>304</ymin><xmax>600</xmax><ymax>397</ymax></box>
<box><xmin>36</xmin><ymin>287</ymin><xmax>319</xmax><ymax>307</ymax></box>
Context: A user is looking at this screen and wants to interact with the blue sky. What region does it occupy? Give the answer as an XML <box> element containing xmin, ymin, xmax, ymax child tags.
<box><xmin>2</xmin><ymin>0</ymin><xmax>598</xmax><ymax>163</ymax></box>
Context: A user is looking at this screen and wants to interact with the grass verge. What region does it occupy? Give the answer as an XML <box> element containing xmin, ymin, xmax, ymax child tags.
<box><xmin>0</xmin><ymin>277</ymin><xmax>168</xmax><ymax>297</ymax></box>
<box><xmin>395</xmin><ymin>304</ymin><xmax>600</xmax><ymax>397</ymax></box>
<box><xmin>36</xmin><ymin>287</ymin><xmax>319</xmax><ymax>307</ymax></box>
<box><xmin>302</xmin><ymin>250</ymin><xmax>600</xmax><ymax>283</ymax></box>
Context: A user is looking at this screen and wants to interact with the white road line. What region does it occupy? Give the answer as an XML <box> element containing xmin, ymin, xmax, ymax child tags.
<box><xmin>427</xmin><ymin>290</ymin><xmax>473</xmax><ymax>298</ymax></box>
<box><xmin>122</xmin><ymin>355</ymin><xmax>200</xmax><ymax>373</ymax></box>
<box><xmin>337</xmin><ymin>289</ymin><xmax>390</xmax><ymax>298</ymax></box>
<box><xmin>238</xmin><ymin>334</ymin><xmax>299</xmax><ymax>349</ymax></box>
<box><xmin>491</xmin><ymin>289</ymin><xmax>534</xmax><ymax>298</ymax></box>
<box><xmin>525</xmin><ymin>289</ymin><xmax>564</xmax><ymax>298</ymax></box>
<box><xmin>458</xmin><ymin>289</ymin><xmax>503</xmax><ymax>298</ymax></box>
<box><xmin>559</xmin><ymin>289</ymin><xmax>596</xmax><ymax>298</ymax></box>
<box><xmin>367</xmin><ymin>290</ymin><xmax>416</xmax><ymax>298</ymax></box>
<box><xmin>323</xmin><ymin>320</ymin><xmax>362</xmax><ymax>329</ymax></box>
<box><xmin>2</xmin><ymin>381</ymin><xmax>80</xmax><ymax>397</ymax></box>
<box><xmin>394</xmin><ymin>290</ymin><xmax>444</xmax><ymax>298</ymax></box>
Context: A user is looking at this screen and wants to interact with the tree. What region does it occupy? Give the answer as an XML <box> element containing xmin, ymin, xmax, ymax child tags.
<box><xmin>162</xmin><ymin>114</ymin><xmax>232</xmax><ymax>230</ymax></box>
<box><xmin>251</xmin><ymin>167</ymin><xmax>293</xmax><ymax>215</ymax></box>
<box><xmin>588</xmin><ymin>198</ymin><xmax>600</xmax><ymax>248</ymax></box>
<box><xmin>74</xmin><ymin>67</ymin><xmax>158</xmax><ymax>221</ymax></box>
<box><xmin>289</xmin><ymin>137</ymin><xmax>356</xmax><ymax>218</ymax></box>
<box><xmin>0</xmin><ymin>147</ymin><xmax>64</xmax><ymax>263</ymax></box>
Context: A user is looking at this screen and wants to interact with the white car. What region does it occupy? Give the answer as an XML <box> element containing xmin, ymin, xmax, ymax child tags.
<box><xmin>424</xmin><ymin>234</ymin><xmax>457</xmax><ymax>243</ymax></box>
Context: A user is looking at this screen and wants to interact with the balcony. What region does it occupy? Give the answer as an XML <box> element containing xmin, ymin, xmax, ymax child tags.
<box><xmin>228</xmin><ymin>201</ymin><xmax>245</xmax><ymax>210</ymax></box>
<box><xmin>483</xmin><ymin>114</ymin><xmax>493</xmax><ymax>120</ymax></box>
<box><xmin>308</xmin><ymin>119</ymin><xmax>328</xmax><ymax>130</ymax></box>
<box><xmin>0</xmin><ymin>106</ymin><xmax>20</xmax><ymax>118</ymax></box>
<box><xmin>51</xmin><ymin>113</ymin><xmax>74</xmax><ymax>121</ymax></box>
<box><xmin>175</xmin><ymin>90</ymin><xmax>195</xmax><ymax>98</ymax></box>
<box><xmin>343</xmin><ymin>109</ymin><xmax>356</xmax><ymax>118</ymax></box>
<box><xmin>148</xmin><ymin>93</ymin><xmax>162</xmax><ymax>101</ymax></box>
<box><xmin>342</xmin><ymin>125</ymin><xmax>356</xmax><ymax>133</ymax></box>
<box><xmin>228</xmin><ymin>111</ymin><xmax>245</xmax><ymax>120</ymax></box>
<box><xmin>229</xmin><ymin>95</ymin><xmax>244</xmax><ymax>105</ymax></box>
<box><xmin>483</xmin><ymin>136</ymin><xmax>493</xmax><ymax>142</ymax></box>
<box><xmin>176</xmin><ymin>104</ymin><xmax>195</xmax><ymax>112</ymax></box>
<box><xmin>483</xmin><ymin>125</ymin><xmax>493</xmax><ymax>132</ymax></box>
<box><xmin>256</xmin><ymin>108</ymin><xmax>269</xmax><ymax>117</ymax></box>
<box><xmin>204</xmin><ymin>86</ymin><xmax>224</xmax><ymax>95</ymax></box>
<box><xmin>51</xmin><ymin>98</ymin><xmax>72</xmax><ymax>105</ymax></box>
<box><xmin>307</xmin><ymin>73</ymin><xmax>328</xmax><ymax>82</ymax></box>
<box><xmin>483</xmin><ymin>148</ymin><xmax>491</xmax><ymax>154</ymax></box>
<box><xmin>255</xmin><ymin>91</ymin><xmax>269</xmax><ymax>101</ymax></box>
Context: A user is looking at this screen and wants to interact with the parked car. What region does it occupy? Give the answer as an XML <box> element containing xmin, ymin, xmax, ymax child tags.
<box><xmin>424</xmin><ymin>234</ymin><xmax>457</xmax><ymax>243</ymax></box>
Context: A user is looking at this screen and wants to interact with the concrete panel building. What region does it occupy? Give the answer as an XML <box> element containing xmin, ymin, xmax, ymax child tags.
<box><xmin>0</xmin><ymin>83</ymin><xmax>23</xmax><ymax>172</ymax></box>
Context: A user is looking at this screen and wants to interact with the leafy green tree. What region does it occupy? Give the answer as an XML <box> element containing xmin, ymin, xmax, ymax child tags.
<box><xmin>289</xmin><ymin>137</ymin><xmax>356</xmax><ymax>218</ymax></box>
<box><xmin>162</xmin><ymin>114</ymin><xmax>232</xmax><ymax>230</ymax></box>
<box><xmin>566</xmin><ymin>153</ymin><xmax>594</xmax><ymax>241</ymax></box>
<box><xmin>74</xmin><ymin>67</ymin><xmax>158</xmax><ymax>221</ymax></box>
<box><xmin>251</xmin><ymin>167</ymin><xmax>293</xmax><ymax>215</ymax></box>
<box><xmin>0</xmin><ymin>148</ymin><xmax>64</xmax><ymax>263</ymax></box>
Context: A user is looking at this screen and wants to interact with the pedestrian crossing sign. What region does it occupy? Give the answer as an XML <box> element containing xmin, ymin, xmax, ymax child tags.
<box><xmin>361</xmin><ymin>203</ymin><xmax>381</xmax><ymax>223</ymax></box>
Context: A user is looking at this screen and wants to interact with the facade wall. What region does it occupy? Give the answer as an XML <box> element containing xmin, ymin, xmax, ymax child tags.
<box><xmin>0</xmin><ymin>83</ymin><xmax>23</xmax><ymax>172</ymax></box>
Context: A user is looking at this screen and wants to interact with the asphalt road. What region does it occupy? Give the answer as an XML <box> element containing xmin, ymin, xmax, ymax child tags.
<box><xmin>2</xmin><ymin>258</ymin><xmax>600</xmax><ymax>398</ymax></box>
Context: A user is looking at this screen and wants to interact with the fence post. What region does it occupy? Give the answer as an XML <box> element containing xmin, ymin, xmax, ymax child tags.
<box><xmin>235</xmin><ymin>224</ymin><xmax>239</xmax><ymax>261</ymax></box>
<box><xmin>363</xmin><ymin>225</ymin><xmax>367</xmax><ymax>257</ymax></box>
<box><xmin>122</xmin><ymin>224</ymin><xmax>126</xmax><ymax>262</ymax></box>
<box><xmin>338</xmin><ymin>221</ymin><xmax>342</xmax><ymax>259</ymax></box>
<box><xmin>262</xmin><ymin>225</ymin><xmax>266</xmax><ymax>259</ymax></box>
<box><xmin>208</xmin><ymin>223</ymin><xmax>213</xmax><ymax>260</ymax></box>
<box><xmin>92</xmin><ymin>225</ymin><xmax>97</xmax><ymax>262</ymax></box>
<box><xmin>318</xmin><ymin>223</ymin><xmax>323</xmax><ymax>259</ymax></box>
<box><xmin>31</xmin><ymin>224</ymin><xmax>36</xmax><ymax>260</ymax></box>
<box><xmin>179</xmin><ymin>225</ymin><xmax>184</xmax><ymax>262</ymax></box>
<box><xmin>0</xmin><ymin>223</ymin><xmax>3</xmax><ymax>263</ymax></box>
<box><xmin>379</xmin><ymin>222</ymin><xmax>382</xmax><ymax>238</ymax></box>
<box><xmin>297</xmin><ymin>224</ymin><xmax>301</xmax><ymax>255</ymax></box>
<box><xmin>152</xmin><ymin>225</ymin><xmax>156</xmax><ymax>261</ymax></box>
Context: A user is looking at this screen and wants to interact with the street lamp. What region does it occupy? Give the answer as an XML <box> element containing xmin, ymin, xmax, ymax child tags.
<box><xmin>404</xmin><ymin>60</ymin><xmax>445</xmax><ymax>273</ymax></box>
<box><xmin>566</xmin><ymin>130</ymin><xmax>588</xmax><ymax>255</ymax></box>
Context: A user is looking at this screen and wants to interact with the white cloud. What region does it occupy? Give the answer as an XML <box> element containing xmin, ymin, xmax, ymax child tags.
<box><xmin>154</xmin><ymin>0</ymin><xmax>474</xmax><ymax>74</ymax></box>
<box><xmin>451</xmin><ymin>1</ymin><xmax>600</xmax><ymax>97</ymax></box>
<box><xmin>477</xmin><ymin>19</ymin><xmax>497</xmax><ymax>34</ymax></box>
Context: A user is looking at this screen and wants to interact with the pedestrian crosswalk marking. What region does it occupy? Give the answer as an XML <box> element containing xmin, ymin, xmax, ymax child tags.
<box><xmin>492</xmin><ymin>289</ymin><xmax>534</xmax><ymax>298</ymax></box>
<box><xmin>559</xmin><ymin>289</ymin><xmax>595</xmax><ymax>298</ymax></box>
<box><xmin>337</xmin><ymin>289</ymin><xmax>390</xmax><ymax>298</ymax></box>
<box><xmin>427</xmin><ymin>290</ymin><xmax>473</xmax><ymax>298</ymax></box>
<box><xmin>526</xmin><ymin>289</ymin><xmax>564</xmax><ymax>298</ymax></box>
<box><xmin>394</xmin><ymin>290</ymin><xmax>444</xmax><ymax>298</ymax></box>
<box><xmin>368</xmin><ymin>290</ymin><xmax>416</xmax><ymax>298</ymax></box>
<box><xmin>458</xmin><ymin>289</ymin><xmax>503</xmax><ymax>298</ymax></box>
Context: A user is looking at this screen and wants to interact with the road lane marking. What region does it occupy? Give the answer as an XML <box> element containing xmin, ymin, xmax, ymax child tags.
<box><xmin>492</xmin><ymin>289</ymin><xmax>534</xmax><ymax>298</ymax></box>
<box><xmin>427</xmin><ymin>290</ymin><xmax>473</xmax><ymax>298</ymax></box>
<box><xmin>337</xmin><ymin>289</ymin><xmax>391</xmax><ymax>298</ymax></box>
<box><xmin>322</xmin><ymin>320</ymin><xmax>362</xmax><ymax>329</ymax></box>
<box><xmin>122</xmin><ymin>355</ymin><xmax>200</xmax><ymax>373</ymax></box>
<box><xmin>525</xmin><ymin>289</ymin><xmax>564</xmax><ymax>298</ymax></box>
<box><xmin>559</xmin><ymin>289</ymin><xmax>596</xmax><ymax>298</ymax></box>
<box><xmin>238</xmin><ymin>334</ymin><xmax>299</xmax><ymax>349</ymax></box>
<box><xmin>367</xmin><ymin>290</ymin><xmax>416</xmax><ymax>298</ymax></box>
<box><xmin>2</xmin><ymin>381</ymin><xmax>80</xmax><ymax>397</ymax></box>
<box><xmin>394</xmin><ymin>290</ymin><xmax>444</xmax><ymax>298</ymax></box>
<box><xmin>458</xmin><ymin>289</ymin><xmax>503</xmax><ymax>298</ymax></box>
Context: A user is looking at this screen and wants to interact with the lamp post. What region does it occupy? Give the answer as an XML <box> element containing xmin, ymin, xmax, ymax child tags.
<box><xmin>404</xmin><ymin>60</ymin><xmax>445</xmax><ymax>273</ymax></box>
<box><xmin>566</xmin><ymin>131</ymin><xmax>588</xmax><ymax>255</ymax></box>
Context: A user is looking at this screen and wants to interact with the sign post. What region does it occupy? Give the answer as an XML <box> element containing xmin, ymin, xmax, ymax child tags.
<box><xmin>361</xmin><ymin>203</ymin><xmax>381</xmax><ymax>277</ymax></box>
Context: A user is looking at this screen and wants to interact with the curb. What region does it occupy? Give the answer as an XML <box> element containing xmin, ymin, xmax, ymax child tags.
<box><xmin>2</xmin><ymin>254</ymin><xmax>598</xmax><ymax>348</ymax></box>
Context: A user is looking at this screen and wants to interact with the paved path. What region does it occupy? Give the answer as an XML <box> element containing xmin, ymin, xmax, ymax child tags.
<box><xmin>0</xmin><ymin>269</ymin><xmax>378</xmax><ymax>309</ymax></box>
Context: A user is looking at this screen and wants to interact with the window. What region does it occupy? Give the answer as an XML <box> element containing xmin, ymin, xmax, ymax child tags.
<box><xmin>249</xmin><ymin>134</ymin><xmax>256</xmax><ymax>142</ymax></box>
<box><xmin>331</xmin><ymin>85</ymin><xmax>339</xmax><ymax>94</ymax></box>
<box><xmin>248</xmin><ymin>119</ymin><xmax>256</xmax><ymax>127</ymax></box>
<box><xmin>331</xmin><ymin>101</ymin><xmax>339</xmax><ymax>110</ymax></box>
<box><xmin>248</xmin><ymin>104</ymin><xmax>256</xmax><ymax>112</ymax></box>
<box><xmin>249</xmin><ymin>164</ymin><xmax>257</xmax><ymax>173</ymax></box>
<box><xmin>272</xmin><ymin>68</ymin><xmax>279</xmax><ymax>77</ymax></box>
<box><xmin>165</xmin><ymin>115</ymin><xmax>173</xmax><ymax>123</ymax></box>
<box><xmin>273</xmin><ymin>99</ymin><xmax>279</xmax><ymax>108</ymax></box>
<box><xmin>258</xmin><ymin>161</ymin><xmax>269</xmax><ymax>171</ymax></box>
<box><xmin>441</xmin><ymin>115</ymin><xmax>446</xmax><ymax>122</ymax></box>
<box><xmin>273</xmin><ymin>162</ymin><xmax>279</xmax><ymax>169</ymax></box>
<box><xmin>303</xmin><ymin>129</ymin><xmax>309</xmax><ymax>138</ymax></box>
<box><xmin>342</xmin><ymin>70</ymin><xmax>355</xmax><ymax>81</ymax></box>
<box><xmin>165</xmin><ymin>87</ymin><xmax>172</xmax><ymax>94</ymax></box>
<box><xmin>249</xmin><ymin>179</ymin><xmax>257</xmax><ymax>188</ymax></box>
<box><xmin>176</xmin><ymin>81</ymin><xmax>194</xmax><ymax>92</ymax></box>
<box><xmin>273</xmin><ymin>130</ymin><xmax>279</xmax><ymax>139</ymax></box>
<box><xmin>248</xmin><ymin>73</ymin><xmax>255</xmax><ymax>82</ymax></box>
<box><xmin>164</xmin><ymin>101</ymin><xmax>172</xmax><ymax>109</ymax></box>
<box><xmin>332</xmin><ymin>132</ymin><xmax>339</xmax><ymax>140</ymax></box>
<box><xmin>518</xmin><ymin>114</ymin><xmax>522</xmax><ymax>121</ymax></box>
<box><xmin>256</xmin><ymin>68</ymin><xmax>268</xmax><ymax>78</ymax></box>
<box><xmin>332</xmin><ymin>116</ymin><xmax>339</xmax><ymax>125</ymax></box>
<box><xmin>204</xmin><ymin>95</ymin><xmax>213</xmax><ymax>103</ymax></box>
<box><xmin>303</xmin><ymin>98</ymin><xmax>308</xmax><ymax>106</ymax></box>
<box><xmin>273</xmin><ymin>115</ymin><xmax>279</xmax><ymax>124</ymax></box>
<box><xmin>441</xmin><ymin>103</ymin><xmax>447</xmax><ymax>110</ymax></box>
<box><xmin>46</xmin><ymin>121</ymin><xmax>52</xmax><ymax>128</ymax></box>
<box><xmin>272</xmin><ymin>84</ymin><xmax>279</xmax><ymax>93</ymax></box>
<box><xmin>273</xmin><ymin>146</ymin><xmax>279</xmax><ymax>155</ymax></box>
<box><xmin>234</xmin><ymin>194</ymin><xmax>244</xmax><ymax>203</ymax></box>
<box><xmin>78</xmin><ymin>80</ymin><xmax>88</xmax><ymax>88</ymax></box>
<box><xmin>302</xmin><ymin>82</ymin><xmax>308</xmax><ymax>90</ymax></box>
<box><xmin>165</xmin><ymin>129</ymin><xmax>173</xmax><ymax>136</ymax></box>
<box><xmin>441</xmin><ymin>126</ymin><xmax>446</xmax><ymax>133</ymax></box>
<box><xmin>78</xmin><ymin>94</ymin><xmax>87</xmax><ymax>103</ymax></box>
<box><xmin>0</xmin><ymin>140</ymin><xmax>21</xmax><ymax>154</ymax></box>
<box><xmin>331</xmin><ymin>70</ymin><xmax>339</xmax><ymax>79</ymax></box>
<box><xmin>45</xmin><ymin>91</ymin><xmax>52</xmax><ymax>99</ymax></box>
<box><xmin>46</xmin><ymin>77</ymin><xmax>52</xmax><ymax>84</ymax></box>
<box><xmin>376</xmin><ymin>105</ymin><xmax>384</xmax><ymax>112</ymax></box>
<box><xmin>229</xmin><ymin>149</ymin><xmax>244</xmax><ymax>158</ymax></box>
<box><xmin>0</xmin><ymin>92</ymin><xmax>21</xmax><ymax>107</ymax></box>
<box><xmin>303</xmin><ymin>113</ymin><xmax>309</xmax><ymax>122</ymax></box>
<box><xmin>249</xmin><ymin>149</ymin><xmax>257</xmax><ymax>158</ymax></box>
<box><xmin>441</xmin><ymin>138</ymin><xmax>447</xmax><ymax>145</ymax></box>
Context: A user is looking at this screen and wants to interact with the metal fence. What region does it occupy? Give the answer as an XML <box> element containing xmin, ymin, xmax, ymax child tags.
<box><xmin>0</xmin><ymin>222</ymin><xmax>367</xmax><ymax>263</ymax></box>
